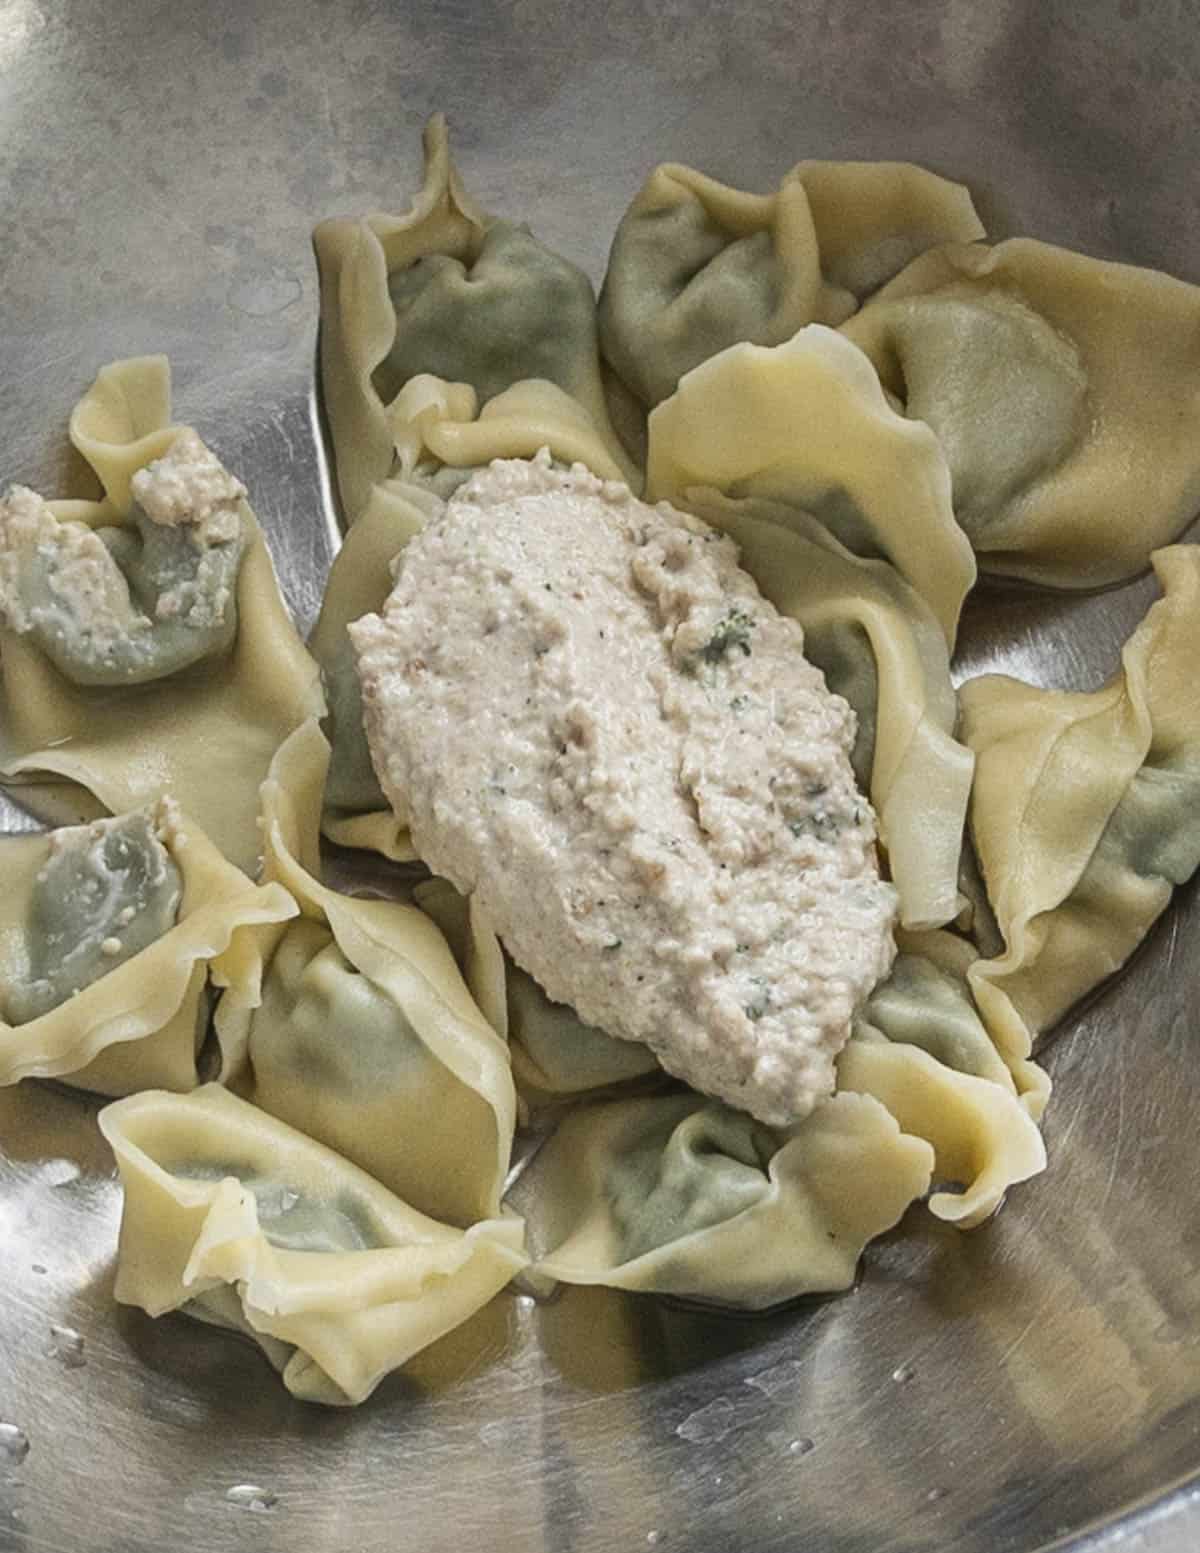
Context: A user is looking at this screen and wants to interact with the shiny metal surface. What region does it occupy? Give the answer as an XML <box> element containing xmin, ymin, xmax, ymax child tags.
<box><xmin>2</xmin><ymin>2</ymin><xmax>1200</xmax><ymax>1549</ymax></box>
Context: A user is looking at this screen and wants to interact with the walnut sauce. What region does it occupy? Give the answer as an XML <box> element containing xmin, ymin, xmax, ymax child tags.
<box><xmin>352</xmin><ymin>453</ymin><xmax>897</xmax><ymax>1125</ymax></box>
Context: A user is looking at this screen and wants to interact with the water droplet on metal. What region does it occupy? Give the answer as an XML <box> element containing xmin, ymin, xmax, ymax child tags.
<box><xmin>788</xmin><ymin>1437</ymin><xmax>815</xmax><ymax>1457</ymax></box>
<box><xmin>892</xmin><ymin>1362</ymin><xmax>916</xmax><ymax>1384</ymax></box>
<box><xmin>0</xmin><ymin>1423</ymin><xmax>30</xmax><ymax>1465</ymax></box>
<box><xmin>745</xmin><ymin>1358</ymin><xmax>805</xmax><ymax>1398</ymax></box>
<box><xmin>646</xmin><ymin>1533</ymin><xmax>662</xmax><ymax>1547</ymax></box>
<box><xmin>227</xmin><ymin>266</ymin><xmax>302</xmax><ymax>318</ymax></box>
<box><xmin>676</xmin><ymin>1397</ymin><xmax>737</xmax><ymax>1444</ymax></box>
<box><xmin>46</xmin><ymin>1324</ymin><xmax>86</xmax><ymax>1368</ymax></box>
<box><xmin>225</xmin><ymin>1484</ymin><xmax>278</xmax><ymax>1513</ymax></box>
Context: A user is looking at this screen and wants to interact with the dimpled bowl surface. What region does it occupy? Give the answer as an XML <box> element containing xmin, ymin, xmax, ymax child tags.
<box><xmin>1</xmin><ymin>3</ymin><xmax>1199</xmax><ymax>1550</ymax></box>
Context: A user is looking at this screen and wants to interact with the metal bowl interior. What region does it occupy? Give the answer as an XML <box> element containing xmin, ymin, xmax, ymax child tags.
<box><xmin>2</xmin><ymin>3</ymin><xmax>1200</xmax><ymax>1550</ymax></box>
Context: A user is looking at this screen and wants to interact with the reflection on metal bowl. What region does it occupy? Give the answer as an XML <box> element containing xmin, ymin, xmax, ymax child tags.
<box><xmin>2</xmin><ymin>1</ymin><xmax>1200</xmax><ymax>1549</ymax></box>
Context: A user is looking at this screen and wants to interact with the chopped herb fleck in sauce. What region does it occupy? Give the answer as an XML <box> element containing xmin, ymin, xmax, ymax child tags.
<box><xmin>788</xmin><ymin>811</ymin><xmax>842</xmax><ymax>841</ymax></box>
<box><xmin>698</xmin><ymin>608</ymin><xmax>754</xmax><ymax>665</ymax></box>
<box><xmin>743</xmin><ymin>976</ymin><xmax>771</xmax><ymax>1022</ymax></box>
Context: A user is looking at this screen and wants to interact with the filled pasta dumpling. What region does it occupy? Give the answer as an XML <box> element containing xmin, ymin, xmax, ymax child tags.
<box><xmin>0</xmin><ymin>434</ymin><xmax>246</xmax><ymax>686</ymax></box>
<box><xmin>216</xmin><ymin>719</ymin><xmax>518</xmax><ymax>1228</ymax></box>
<box><xmin>518</xmin><ymin>924</ymin><xmax>1045</xmax><ymax>1308</ymax></box>
<box><xmin>0</xmin><ymin>800</ymin><xmax>295</xmax><ymax>1095</ymax></box>
<box><xmin>841</xmin><ymin>239</ymin><xmax>1200</xmax><ymax>587</ymax></box>
<box><xmin>0</xmin><ymin>355</ymin><xmax>324</xmax><ymax>875</ymax></box>
<box><xmin>598</xmin><ymin>161</ymin><xmax>838</xmax><ymax>415</ymax></box>
<box><xmin>314</xmin><ymin>114</ymin><xmax>635</xmax><ymax>525</ymax></box>
<box><xmin>598</xmin><ymin>155</ymin><xmax>983</xmax><ymax>411</ymax></box>
<box><xmin>961</xmin><ymin>545</ymin><xmax>1200</xmax><ymax>1055</ymax></box>
<box><xmin>518</xmin><ymin>1089</ymin><xmax>934</xmax><ymax>1309</ymax></box>
<box><xmin>99</xmin><ymin>1084</ymin><xmax>527</xmax><ymax>1406</ymax></box>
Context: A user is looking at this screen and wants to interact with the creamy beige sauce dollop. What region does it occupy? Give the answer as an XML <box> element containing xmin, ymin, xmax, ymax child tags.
<box><xmin>352</xmin><ymin>454</ymin><xmax>897</xmax><ymax>1124</ymax></box>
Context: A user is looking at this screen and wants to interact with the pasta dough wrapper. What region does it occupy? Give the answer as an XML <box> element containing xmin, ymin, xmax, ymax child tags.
<box><xmin>0</xmin><ymin>800</ymin><xmax>295</xmax><ymax>1095</ymax></box>
<box><xmin>67</xmin><ymin>354</ymin><xmax>184</xmax><ymax>512</ymax></box>
<box><xmin>386</xmin><ymin>375</ymin><xmax>631</xmax><ymax>496</ymax></box>
<box><xmin>796</xmin><ymin>159</ymin><xmax>985</xmax><ymax>302</ymax></box>
<box><xmin>841</xmin><ymin>238</ymin><xmax>1200</xmax><ymax>587</ymax></box>
<box><xmin>836</xmin><ymin>1040</ymin><xmax>1044</xmax><ymax>1228</ymax></box>
<box><xmin>845</xmin><ymin>925</ymin><xmax>1047</xmax><ymax>1218</ymax></box>
<box><xmin>309</xmin><ymin>481</ymin><xmax>433</xmax><ymax>860</ymax></box>
<box><xmin>840</xmin><ymin>927</ymin><xmax>1047</xmax><ymax>1221</ymax></box>
<box><xmin>686</xmin><ymin>493</ymin><xmax>974</xmax><ymax>930</ymax></box>
<box><xmin>598</xmin><ymin>157</ymin><xmax>982</xmax><ymax>411</ymax></box>
<box><xmin>521</xmin><ymin>1090</ymin><xmax>933</xmax><ymax>1309</ymax></box>
<box><xmin>962</xmin><ymin>545</ymin><xmax>1200</xmax><ymax>1050</ymax></box>
<box><xmin>889</xmin><ymin>926</ymin><xmax>1047</xmax><ymax>1119</ymax></box>
<box><xmin>314</xmin><ymin>114</ymin><xmax>635</xmax><ymax>525</ymax></box>
<box><xmin>0</xmin><ymin>356</ymin><xmax>324</xmax><ymax>876</ymax></box>
<box><xmin>859</xmin><ymin>931</ymin><xmax>1020</xmax><ymax>1093</ymax></box>
<box><xmin>99</xmin><ymin>1084</ymin><xmax>527</xmax><ymax>1406</ymax></box>
<box><xmin>216</xmin><ymin>719</ymin><xmax>517</xmax><ymax>1227</ymax></box>
<box><xmin>646</xmin><ymin>325</ymin><xmax>976</xmax><ymax>648</ymax></box>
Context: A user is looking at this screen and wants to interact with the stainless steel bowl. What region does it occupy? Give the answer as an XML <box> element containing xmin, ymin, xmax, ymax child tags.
<box><xmin>3</xmin><ymin>3</ymin><xmax>1200</xmax><ymax>1549</ymax></box>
